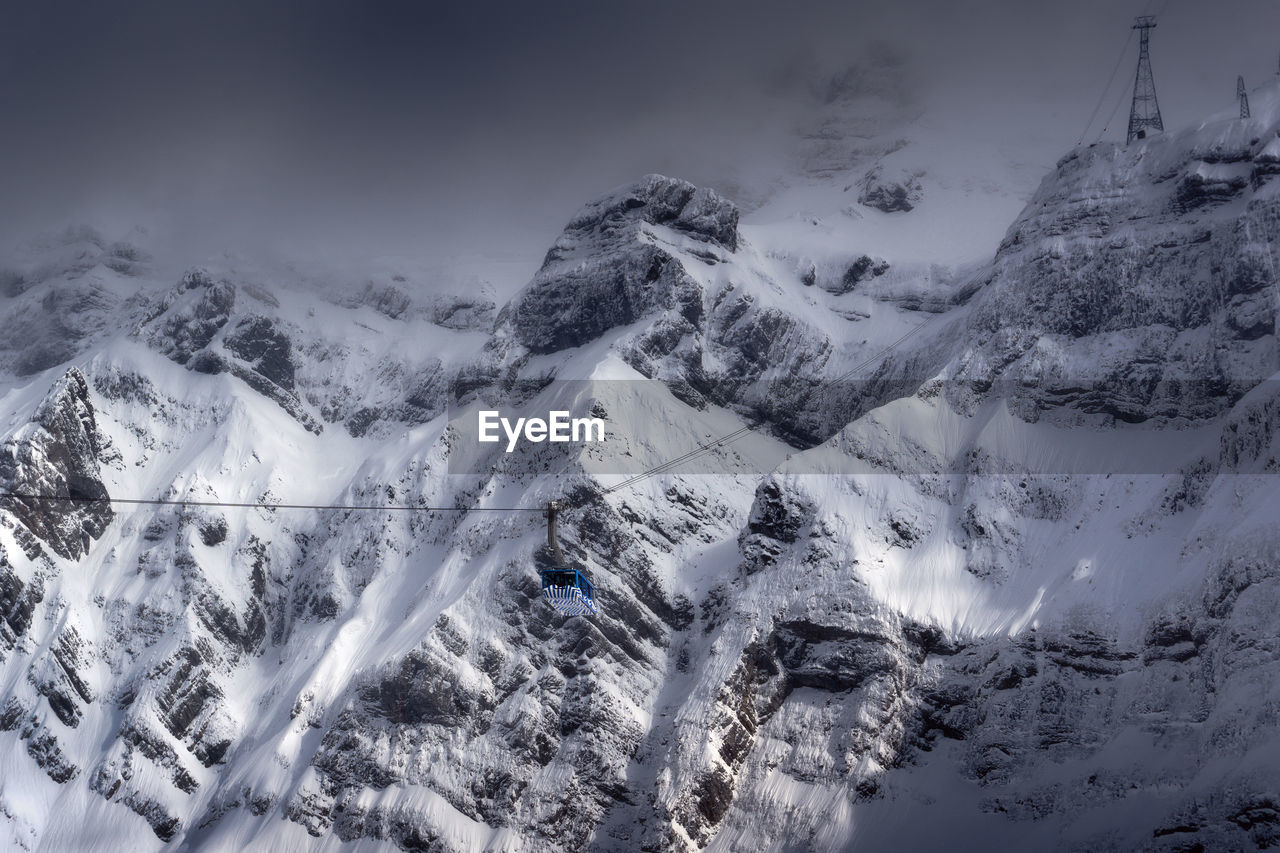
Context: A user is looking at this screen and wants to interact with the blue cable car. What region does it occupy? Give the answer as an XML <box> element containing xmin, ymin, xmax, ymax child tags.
<box><xmin>541</xmin><ymin>501</ymin><xmax>598</xmax><ymax>616</ymax></box>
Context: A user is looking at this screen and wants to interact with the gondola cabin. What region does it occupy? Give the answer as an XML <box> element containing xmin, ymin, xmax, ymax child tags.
<box><xmin>540</xmin><ymin>567</ymin><xmax>597</xmax><ymax>616</ymax></box>
<box><xmin>542</xmin><ymin>500</ymin><xmax>598</xmax><ymax>617</ymax></box>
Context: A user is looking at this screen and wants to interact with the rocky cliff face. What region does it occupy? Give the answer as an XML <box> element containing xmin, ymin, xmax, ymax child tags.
<box><xmin>0</xmin><ymin>88</ymin><xmax>1279</xmax><ymax>853</ymax></box>
<box><xmin>0</xmin><ymin>368</ymin><xmax>112</xmax><ymax>560</ymax></box>
<box><xmin>506</xmin><ymin>173</ymin><xmax>738</xmax><ymax>357</ymax></box>
<box><xmin>478</xmin><ymin>173</ymin><xmax>946</xmax><ymax>447</ymax></box>
<box><xmin>954</xmin><ymin>110</ymin><xmax>1280</xmax><ymax>424</ymax></box>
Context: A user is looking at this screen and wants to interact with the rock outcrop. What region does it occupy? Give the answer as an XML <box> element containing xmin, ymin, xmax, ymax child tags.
<box><xmin>503</xmin><ymin>174</ymin><xmax>738</xmax><ymax>356</ymax></box>
<box><xmin>859</xmin><ymin>165</ymin><xmax>924</xmax><ymax>212</ymax></box>
<box><xmin>0</xmin><ymin>368</ymin><xmax>111</xmax><ymax>560</ymax></box>
<box><xmin>956</xmin><ymin>121</ymin><xmax>1280</xmax><ymax>423</ymax></box>
<box><xmin>479</xmin><ymin>174</ymin><xmax>934</xmax><ymax>447</ymax></box>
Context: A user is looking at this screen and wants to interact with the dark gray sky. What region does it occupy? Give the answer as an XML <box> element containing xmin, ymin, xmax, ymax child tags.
<box><xmin>2</xmin><ymin>0</ymin><xmax>1278</xmax><ymax>262</ymax></box>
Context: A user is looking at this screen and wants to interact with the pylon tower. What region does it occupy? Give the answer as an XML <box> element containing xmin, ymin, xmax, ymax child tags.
<box><xmin>1127</xmin><ymin>16</ymin><xmax>1164</xmax><ymax>143</ymax></box>
<box><xmin>1238</xmin><ymin>75</ymin><xmax>1251</xmax><ymax>119</ymax></box>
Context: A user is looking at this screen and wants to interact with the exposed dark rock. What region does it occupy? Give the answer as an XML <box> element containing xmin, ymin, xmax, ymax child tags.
<box><xmin>859</xmin><ymin>166</ymin><xmax>923</xmax><ymax>212</ymax></box>
<box><xmin>829</xmin><ymin>254</ymin><xmax>890</xmax><ymax>294</ymax></box>
<box><xmin>0</xmin><ymin>368</ymin><xmax>112</xmax><ymax>559</ymax></box>
<box><xmin>137</xmin><ymin>272</ymin><xmax>323</xmax><ymax>432</ymax></box>
<box><xmin>26</xmin><ymin>729</ymin><xmax>79</xmax><ymax>783</ymax></box>
<box><xmin>224</xmin><ymin>315</ymin><xmax>296</xmax><ymax>390</ymax></box>
<box><xmin>1173</xmin><ymin>165</ymin><xmax>1249</xmax><ymax>212</ymax></box>
<box><xmin>359</xmin><ymin>646</ymin><xmax>497</xmax><ymax>730</ymax></box>
<box><xmin>473</xmin><ymin>174</ymin><xmax>914</xmax><ymax>453</ymax></box>
<box><xmin>31</xmin><ymin>627</ymin><xmax>96</xmax><ymax>727</ymax></box>
<box><xmin>344</xmin><ymin>407</ymin><xmax>381</xmax><ymax>438</ymax></box>
<box><xmin>505</xmin><ymin>175</ymin><xmax>736</xmax><ymax>355</ymax></box>
<box><xmin>0</xmin><ymin>555</ymin><xmax>45</xmax><ymax>649</ymax></box>
<box><xmin>92</xmin><ymin>368</ymin><xmax>159</xmax><ymax>408</ymax></box>
<box><xmin>745</xmin><ymin>479</ymin><xmax>816</xmax><ymax>545</ymax></box>
<box><xmin>772</xmin><ymin>620</ymin><xmax>902</xmax><ymax>691</ymax></box>
<box><xmin>228</xmin><ymin>361</ymin><xmax>322</xmax><ymax>434</ymax></box>
<box><xmin>150</xmin><ymin>644</ymin><xmax>237</xmax><ymax>767</ymax></box>
<box><xmin>510</xmin><ymin>241</ymin><xmax>702</xmax><ymax>355</ymax></box>
<box><xmin>4</xmin><ymin>700</ymin><xmax>81</xmax><ymax>783</ymax></box>
<box><xmin>146</xmin><ymin>269</ymin><xmax>237</xmax><ymax>365</ymax></box>
<box><xmin>109</xmin><ymin>722</ymin><xmax>201</xmax><ymax>794</ymax></box>
<box><xmin>557</xmin><ymin>174</ymin><xmax>738</xmax><ymax>252</ymax></box>
<box><xmin>199</xmin><ymin>517</ymin><xmax>228</xmax><ymax>546</ymax></box>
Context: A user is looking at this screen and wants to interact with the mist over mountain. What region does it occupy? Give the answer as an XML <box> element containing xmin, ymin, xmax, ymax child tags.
<box><xmin>3</xmin><ymin>0</ymin><xmax>1277</xmax><ymax>266</ymax></box>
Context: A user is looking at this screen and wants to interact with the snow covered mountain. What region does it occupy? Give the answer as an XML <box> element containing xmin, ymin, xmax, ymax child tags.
<box><xmin>2</xmin><ymin>79</ymin><xmax>1280</xmax><ymax>853</ymax></box>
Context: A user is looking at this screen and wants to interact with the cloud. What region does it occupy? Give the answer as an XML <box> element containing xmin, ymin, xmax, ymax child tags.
<box><xmin>1</xmin><ymin>0</ymin><xmax>1276</xmax><ymax>264</ymax></box>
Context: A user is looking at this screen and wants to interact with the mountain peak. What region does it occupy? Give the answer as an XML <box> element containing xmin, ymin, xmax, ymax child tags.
<box><xmin>555</xmin><ymin>174</ymin><xmax>739</xmax><ymax>256</ymax></box>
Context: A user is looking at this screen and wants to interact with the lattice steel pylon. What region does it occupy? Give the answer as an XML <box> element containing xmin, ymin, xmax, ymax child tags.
<box><xmin>1238</xmin><ymin>75</ymin><xmax>1251</xmax><ymax>119</ymax></box>
<box><xmin>1127</xmin><ymin>16</ymin><xmax>1164</xmax><ymax>143</ymax></box>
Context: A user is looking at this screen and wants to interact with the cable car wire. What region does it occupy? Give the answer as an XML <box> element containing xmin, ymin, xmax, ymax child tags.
<box><xmin>0</xmin><ymin>492</ymin><xmax>542</xmax><ymax>513</ymax></box>
<box><xmin>1077</xmin><ymin>28</ymin><xmax>1137</xmax><ymax>145</ymax></box>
